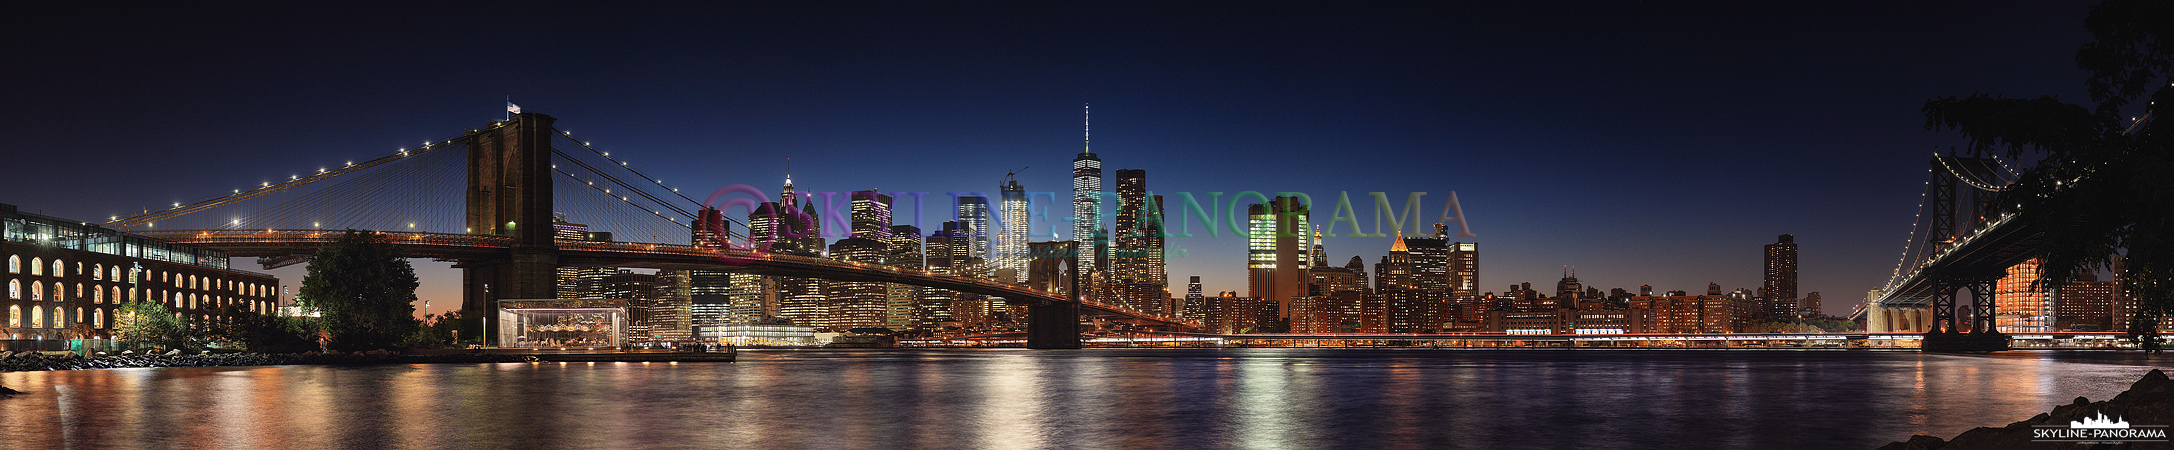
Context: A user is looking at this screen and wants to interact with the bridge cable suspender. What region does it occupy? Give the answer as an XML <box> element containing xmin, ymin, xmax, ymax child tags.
<box><xmin>551</xmin><ymin>129</ymin><xmax>718</xmax><ymax>216</ymax></box>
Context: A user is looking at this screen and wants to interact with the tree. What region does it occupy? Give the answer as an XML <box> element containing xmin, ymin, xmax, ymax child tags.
<box><xmin>205</xmin><ymin>304</ymin><xmax>320</xmax><ymax>353</ymax></box>
<box><xmin>298</xmin><ymin>230</ymin><xmax>421</xmax><ymax>351</ymax></box>
<box><xmin>404</xmin><ymin>310</ymin><xmax>465</xmax><ymax>348</ymax></box>
<box><xmin>114</xmin><ymin>301</ymin><xmax>201</xmax><ymax>352</ymax></box>
<box><xmin>1922</xmin><ymin>0</ymin><xmax>2173</xmax><ymax>351</ymax></box>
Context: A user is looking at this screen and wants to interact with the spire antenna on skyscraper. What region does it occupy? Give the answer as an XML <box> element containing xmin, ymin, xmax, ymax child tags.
<box><xmin>1084</xmin><ymin>103</ymin><xmax>1092</xmax><ymax>154</ymax></box>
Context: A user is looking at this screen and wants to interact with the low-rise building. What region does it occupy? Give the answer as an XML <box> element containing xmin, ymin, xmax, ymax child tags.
<box><xmin>3</xmin><ymin>203</ymin><xmax>280</xmax><ymax>351</ymax></box>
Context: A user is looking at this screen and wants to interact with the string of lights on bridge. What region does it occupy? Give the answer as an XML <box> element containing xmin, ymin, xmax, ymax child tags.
<box><xmin>1885</xmin><ymin>154</ymin><xmax>1935</xmax><ymax>292</ymax></box>
<box><xmin>110</xmin><ymin>127</ymin><xmax>479</xmax><ymax>230</ymax></box>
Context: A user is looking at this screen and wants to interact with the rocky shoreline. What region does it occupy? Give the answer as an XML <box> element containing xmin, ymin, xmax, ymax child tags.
<box><xmin>1880</xmin><ymin>368</ymin><xmax>2174</xmax><ymax>449</ymax></box>
<box><xmin>0</xmin><ymin>350</ymin><xmax>536</xmax><ymax>372</ymax></box>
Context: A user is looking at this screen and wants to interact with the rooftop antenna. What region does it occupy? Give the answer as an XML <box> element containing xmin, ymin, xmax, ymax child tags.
<box><xmin>1084</xmin><ymin>103</ymin><xmax>1091</xmax><ymax>154</ymax></box>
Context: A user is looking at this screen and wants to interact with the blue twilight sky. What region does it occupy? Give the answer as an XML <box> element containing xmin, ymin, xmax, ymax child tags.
<box><xmin>0</xmin><ymin>1</ymin><xmax>2101</xmax><ymax>316</ymax></box>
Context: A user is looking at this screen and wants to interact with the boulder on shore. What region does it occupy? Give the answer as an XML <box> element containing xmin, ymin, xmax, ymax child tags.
<box><xmin>1878</xmin><ymin>369</ymin><xmax>2174</xmax><ymax>449</ymax></box>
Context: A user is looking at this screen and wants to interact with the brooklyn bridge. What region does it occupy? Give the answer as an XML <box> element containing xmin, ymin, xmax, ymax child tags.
<box><xmin>102</xmin><ymin>113</ymin><xmax>1198</xmax><ymax>349</ymax></box>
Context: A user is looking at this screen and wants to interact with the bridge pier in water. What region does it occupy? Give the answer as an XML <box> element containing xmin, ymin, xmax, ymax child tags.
<box><xmin>1026</xmin><ymin>301</ymin><xmax>1082</xmax><ymax>349</ymax></box>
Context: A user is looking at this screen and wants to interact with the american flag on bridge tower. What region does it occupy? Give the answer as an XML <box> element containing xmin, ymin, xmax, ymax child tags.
<box><xmin>506</xmin><ymin>102</ymin><xmax>521</xmax><ymax>114</ymax></box>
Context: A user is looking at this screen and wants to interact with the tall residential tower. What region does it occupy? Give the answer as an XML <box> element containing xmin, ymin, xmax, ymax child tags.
<box><xmin>1763</xmin><ymin>234</ymin><xmax>1799</xmax><ymax>318</ymax></box>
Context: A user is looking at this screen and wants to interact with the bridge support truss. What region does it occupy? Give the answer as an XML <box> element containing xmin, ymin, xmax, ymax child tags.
<box><xmin>1923</xmin><ymin>278</ymin><xmax>2008</xmax><ymax>351</ymax></box>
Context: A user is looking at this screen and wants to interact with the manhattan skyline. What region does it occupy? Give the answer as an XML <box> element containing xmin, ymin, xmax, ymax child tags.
<box><xmin>0</xmin><ymin>1</ymin><xmax>2104</xmax><ymax>316</ymax></box>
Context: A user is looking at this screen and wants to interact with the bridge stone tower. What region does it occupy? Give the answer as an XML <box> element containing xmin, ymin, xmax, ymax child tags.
<box><xmin>459</xmin><ymin>113</ymin><xmax>560</xmax><ymax>343</ymax></box>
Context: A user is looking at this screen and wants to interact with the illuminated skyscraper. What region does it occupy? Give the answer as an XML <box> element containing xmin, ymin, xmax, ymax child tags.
<box><xmin>1376</xmin><ymin>236</ymin><xmax>1414</xmax><ymax>291</ymax></box>
<box><xmin>849</xmin><ymin>190</ymin><xmax>894</xmax><ymax>239</ymax></box>
<box><xmin>1247</xmin><ymin>196</ymin><xmax>1310</xmax><ymax>321</ymax></box>
<box><xmin>825</xmin><ymin>237</ymin><xmax>888</xmax><ymax>330</ymax></box>
<box><xmin>1311</xmin><ymin>227</ymin><xmax>1326</xmax><ymax>267</ymax></box>
<box><xmin>749</xmin><ymin>173</ymin><xmax>823</xmax><ymax>256</ymax></box>
<box><xmin>1111</xmin><ymin>169</ymin><xmax>1168</xmax><ymax>315</ymax></box>
<box><xmin>1072</xmin><ymin>104</ymin><xmax>1104</xmax><ymax>273</ymax></box>
<box><xmin>1448</xmin><ymin>241</ymin><xmax>1479</xmax><ymax>295</ymax></box>
<box><xmin>997</xmin><ymin>178</ymin><xmax>1028</xmax><ymax>284</ymax></box>
<box><xmin>1406</xmin><ymin>234</ymin><xmax>1449</xmax><ymax>294</ymax></box>
<box><xmin>1182</xmin><ymin>276</ymin><xmax>1206</xmax><ymax>322</ymax></box>
<box><xmin>920</xmin><ymin>221</ymin><xmax>969</xmax><ymax>326</ymax></box>
<box><xmin>688</xmin><ymin>207</ymin><xmax>733</xmax><ymax>341</ymax></box>
<box><xmin>551</xmin><ymin>215</ymin><xmax>612</xmax><ymax>298</ymax></box>
<box><xmin>956</xmin><ymin>196</ymin><xmax>992</xmax><ymax>272</ymax></box>
<box><xmin>651</xmin><ymin>270</ymin><xmax>693</xmax><ymax>342</ymax></box>
<box><xmin>2056</xmin><ymin>271</ymin><xmax>2118</xmax><ymax>331</ymax></box>
<box><xmin>1994</xmin><ymin>258</ymin><xmax>2051</xmax><ymax>332</ymax></box>
<box><xmin>884</xmin><ymin>224</ymin><xmax>925</xmax><ymax>330</ymax></box>
<box><xmin>726</xmin><ymin>272</ymin><xmax>769</xmax><ymax>322</ymax></box>
<box><xmin>953</xmin><ymin>197</ymin><xmax>1002</xmax><ymax>325</ymax></box>
<box><xmin>1375</xmin><ymin>236</ymin><xmax>1422</xmax><ymax>332</ymax></box>
<box><xmin>758</xmin><ymin>174</ymin><xmax>826</xmax><ymax>328</ymax></box>
<box><xmin>1763</xmin><ymin>234</ymin><xmax>1799</xmax><ymax>318</ymax></box>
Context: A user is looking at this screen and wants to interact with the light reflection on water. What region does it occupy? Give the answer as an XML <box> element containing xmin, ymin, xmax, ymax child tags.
<box><xmin>0</xmin><ymin>349</ymin><xmax>2165</xmax><ymax>449</ymax></box>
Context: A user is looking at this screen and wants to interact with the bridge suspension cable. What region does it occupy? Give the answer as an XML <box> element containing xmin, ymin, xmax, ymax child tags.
<box><xmin>553</xmin><ymin>128</ymin><xmax>710</xmax><ymax>210</ymax></box>
<box><xmin>545</xmin><ymin>130</ymin><xmax>751</xmax><ymax>245</ymax></box>
<box><xmin>1881</xmin><ymin>153</ymin><xmax>2023</xmax><ymax>294</ymax></box>
<box><xmin>220</xmin><ymin>139</ymin><xmax>469</xmax><ymax>233</ymax></box>
<box><xmin>106</xmin><ymin>131</ymin><xmax>479</xmax><ymax>230</ymax></box>
<box><xmin>103</xmin><ymin>117</ymin><xmax>759</xmax><ymax>247</ymax></box>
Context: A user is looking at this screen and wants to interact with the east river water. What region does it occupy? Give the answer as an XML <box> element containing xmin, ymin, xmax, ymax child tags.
<box><xmin>1</xmin><ymin>349</ymin><xmax>2168</xmax><ymax>449</ymax></box>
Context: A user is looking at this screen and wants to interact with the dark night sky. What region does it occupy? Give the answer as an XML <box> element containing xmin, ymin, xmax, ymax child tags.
<box><xmin>1</xmin><ymin>1</ymin><xmax>2102</xmax><ymax>316</ymax></box>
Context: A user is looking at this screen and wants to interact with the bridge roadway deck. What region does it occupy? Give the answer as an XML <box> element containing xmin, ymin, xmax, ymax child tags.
<box><xmin>138</xmin><ymin>229</ymin><xmax>1194</xmax><ymax>329</ymax></box>
<box><xmin>1878</xmin><ymin>213</ymin><xmax>2041</xmax><ymax>306</ymax></box>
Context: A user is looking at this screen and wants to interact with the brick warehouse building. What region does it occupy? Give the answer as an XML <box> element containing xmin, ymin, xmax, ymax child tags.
<box><xmin>3</xmin><ymin>204</ymin><xmax>280</xmax><ymax>351</ymax></box>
